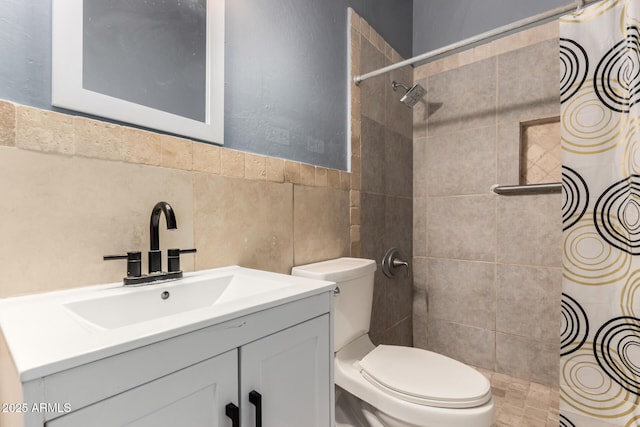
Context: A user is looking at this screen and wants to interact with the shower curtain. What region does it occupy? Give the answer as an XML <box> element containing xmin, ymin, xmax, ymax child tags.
<box><xmin>561</xmin><ymin>0</ymin><xmax>640</xmax><ymax>425</ymax></box>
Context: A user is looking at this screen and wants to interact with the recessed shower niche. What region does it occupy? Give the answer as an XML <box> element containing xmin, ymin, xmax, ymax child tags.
<box><xmin>519</xmin><ymin>117</ymin><xmax>561</xmax><ymax>185</ymax></box>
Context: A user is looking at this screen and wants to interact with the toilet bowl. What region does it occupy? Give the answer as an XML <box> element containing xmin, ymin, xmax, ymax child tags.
<box><xmin>292</xmin><ymin>257</ymin><xmax>494</xmax><ymax>427</ymax></box>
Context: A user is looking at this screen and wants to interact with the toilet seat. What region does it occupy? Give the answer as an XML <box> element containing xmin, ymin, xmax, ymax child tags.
<box><xmin>357</xmin><ymin>345</ymin><xmax>492</xmax><ymax>409</ymax></box>
<box><xmin>335</xmin><ymin>335</ymin><xmax>495</xmax><ymax>427</ymax></box>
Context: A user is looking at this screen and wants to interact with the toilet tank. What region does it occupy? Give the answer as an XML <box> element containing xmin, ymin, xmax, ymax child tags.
<box><xmin>291</xmin><ymin>257</ymin><xmax>376</xmax><ymax>352</ymax></box>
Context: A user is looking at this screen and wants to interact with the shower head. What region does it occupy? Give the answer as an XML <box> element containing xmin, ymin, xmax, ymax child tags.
<box><xmin>392</xmin><ymin>81</ymin><xmax>427</xmax><ymax>108</ymax></box>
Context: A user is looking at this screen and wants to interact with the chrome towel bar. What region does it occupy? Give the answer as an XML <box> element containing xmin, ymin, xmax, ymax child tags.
<box><xmin>491</xmin><ymin>182</ymin><xmax>562</xmax><ymax>195</ymax></box>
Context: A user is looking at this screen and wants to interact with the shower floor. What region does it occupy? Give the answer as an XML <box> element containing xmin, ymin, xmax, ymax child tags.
<box><xmin>474</xmin><ymin>368</ymin><xmax>560</xmax><ymax>427</ymax></box>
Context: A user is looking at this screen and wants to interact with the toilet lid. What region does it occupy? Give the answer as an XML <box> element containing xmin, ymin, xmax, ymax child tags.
<box><xmin>357</xmin><ymin>345</ymin><xmax>492</xmax><ymax>409</ymax></box>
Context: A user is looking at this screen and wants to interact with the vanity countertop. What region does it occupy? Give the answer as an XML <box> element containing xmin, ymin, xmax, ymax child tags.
<box><xmin>0</xmin><ymin>266</ymin><xmax>335</xmax><ymax>382</ymax></box>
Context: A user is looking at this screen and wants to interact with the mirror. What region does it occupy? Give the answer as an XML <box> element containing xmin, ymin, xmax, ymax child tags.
<box><xmin>52</xmin><ymin>0</ymin><xmax>224</xmax><ymax>145</ymax></box>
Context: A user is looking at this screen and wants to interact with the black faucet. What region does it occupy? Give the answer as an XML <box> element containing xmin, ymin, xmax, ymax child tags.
<box><xmin>104</xmin><ymin>201</ymin><xmax>196</xmax><ymax>285</ymax></box>
<box><xmin>148</xmin><ymin>201</ymin><xmax>177</xmax><ymax>274</ymax></box>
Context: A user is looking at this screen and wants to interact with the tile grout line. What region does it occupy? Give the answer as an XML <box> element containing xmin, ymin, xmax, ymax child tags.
<box><xmin>494</xmin><ymin>53</ymin><xmax>500</xmax><ymax>373</ymax></box>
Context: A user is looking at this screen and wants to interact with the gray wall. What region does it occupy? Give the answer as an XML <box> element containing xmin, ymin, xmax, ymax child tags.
<box><xmin>0</xmin><ymin>0</ymin><xmax>411</xmax><ymax>171</ymax></box>
<box><xmin>352</xmin><ymin>0</ymin><xmax>413</xmax><ymax>59</ymax></box>
<box><xmin>0</xmin><ymin>1</ymin><xmax>50</xmax><ymax>110</ymax></box>
<box><xmin>413</xmin><ymin>0</ymin><xmax>568</xmax><ymax>55</ymax></box>
<box><xmin>225</xmin><ymin>0</ymin><xmax>348</xmax><ymax>169</ymax></box>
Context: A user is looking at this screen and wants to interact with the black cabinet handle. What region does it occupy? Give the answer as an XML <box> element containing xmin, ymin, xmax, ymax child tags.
<box><xmin>225</xmin><ymin>403</ymin><xmax>239</xmax><ymax>427</ymax></box>
<box><xmin>249</xmin><ymin>390</ymin><xmax>262</xmax><ymax>427</ymax></box>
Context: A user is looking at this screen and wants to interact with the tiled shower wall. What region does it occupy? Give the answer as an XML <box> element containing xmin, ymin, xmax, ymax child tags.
<box><xmin>412</xmin><ymin>22</ymin><xmax>563</xmax><ymax>386</ymax></box>
<box><xmin>350</xmin><ymin>10</ymin><xmax>414</xmax><ymax>345</ymax></box>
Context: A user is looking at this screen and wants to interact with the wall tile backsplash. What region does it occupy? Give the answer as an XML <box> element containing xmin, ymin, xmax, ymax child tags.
<box><xmin>0</xmin><ymin>101</ymin><xmax>15</xmax><ymax>147</ymax></box>
<box><xmin>0</xmin><ymin>100</ymin><xmax>351</xmax><ymax>298</ymax></box>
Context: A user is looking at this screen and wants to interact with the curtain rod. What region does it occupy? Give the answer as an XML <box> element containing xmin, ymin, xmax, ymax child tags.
<box><xmin>353</xmin><ymin>0</ymin><xmax>594</xmax><ymax>85</ymax></box>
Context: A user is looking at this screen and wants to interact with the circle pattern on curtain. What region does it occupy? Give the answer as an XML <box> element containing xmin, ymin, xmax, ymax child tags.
<box><xmin>561</xmin><ymin>0</ymin><xmax>640</xmax><ymax>424</ymax></box>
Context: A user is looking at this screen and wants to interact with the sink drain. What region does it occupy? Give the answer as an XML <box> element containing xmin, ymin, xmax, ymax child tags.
<box><xmin>161</xmin><ymin>291</ymin><xmax>170</xmax><ymax>300</ymax></box>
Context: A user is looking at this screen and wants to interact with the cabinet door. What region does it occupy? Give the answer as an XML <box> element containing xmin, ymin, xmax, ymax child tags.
<box><xmin>46</xmin><ymin>349</ymin><xmax>238</xmax><ymax>427</ymax></box>
<box><xmin>240</xmin><ymin>314</ymin><xmax>330</xmax><ymax>427</ymax></box>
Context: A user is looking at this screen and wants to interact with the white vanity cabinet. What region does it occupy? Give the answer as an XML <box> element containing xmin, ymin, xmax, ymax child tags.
<box><xmin>240</xmin><ymin>314</ymin><xmax>330</xmax><ymax>427</ymax></box>
<box><xmin>46</xmin><ymin>349</ymin><xmax>239</xmax><ymax>427</ymax></box>
<box><xmin>18</xmin><ymin>292</ymin><xmax>333</xmax><ymax>427</ymax></box>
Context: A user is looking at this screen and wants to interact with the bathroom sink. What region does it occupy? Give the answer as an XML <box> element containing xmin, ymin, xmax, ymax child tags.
<box><xmin>0</xmin><ymin>266</ymin><xmax>335</xmax><ymax>381</ymax></box>
<box><xmin>63</xmin><ymin>272</ymin><xmax>288</xmax><ymax>329</ymax></box>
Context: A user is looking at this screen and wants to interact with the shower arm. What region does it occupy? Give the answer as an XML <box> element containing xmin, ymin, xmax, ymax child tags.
<box><xmin>353</xmin><ymin>0</ymin><xmax>599</xmax><ymax>86</ymax></box>
<box><xmin>391</xmin><ymin>81</ymin><xmax>410</xmax><ymax>92</ymax></box>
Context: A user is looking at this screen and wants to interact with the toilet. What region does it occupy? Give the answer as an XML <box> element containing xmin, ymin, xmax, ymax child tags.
<box><xmin>291</xmin><ymin>257</ymin><xmax>495</xmax><ymax>427</ymax></box>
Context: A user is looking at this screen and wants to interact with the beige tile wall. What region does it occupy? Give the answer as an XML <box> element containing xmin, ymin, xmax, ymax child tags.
<box><xmin>0</xmin><ymin>101</ymin><xmax>351</xmax><ymax>299</ymax></box>
<box><xmin>520</xmin><ymin>118</ymin><xmax>562</xmax><ymax>184</ymax></box>
<box><xmin>412</xmin><ymin>22</ymin><xmax>562</xmax><ymax>386</ymax></box>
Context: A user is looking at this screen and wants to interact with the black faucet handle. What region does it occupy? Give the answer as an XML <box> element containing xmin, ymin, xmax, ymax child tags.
<box><xmin>103</xmin><ymin>252</ymin><xmax>142</xmax><ymax>278</ymax></box>
<box><xmin>167</xmin><ymin>248</ymin><xmax>197</xmax><ymax>273</ymax></box>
